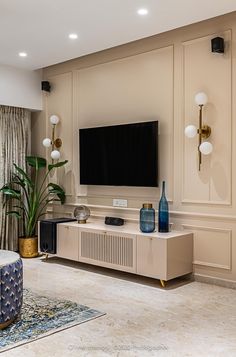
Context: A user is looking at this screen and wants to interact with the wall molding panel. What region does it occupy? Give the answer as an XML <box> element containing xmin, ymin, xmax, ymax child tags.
<box><xmin>49</xmin><ymin>202</ymin><xmax>236</xmax><ymax>223</ymax></box>
<box><xmin>182</xmin><ymin>224</ymin><xmax>232</xmax><ymax>270</ymax></box>
<box><xmin>46</xmin><ymin>72</ymin><xmax>74</xmax><ymax>195</ymax></box>
<box><xmin>182</xmin><ymin>30</ymin><xmax>232</xmax><ymax>205</ymax></box>
<box><xmin>36</xmin><ymin>13</ymin><xmax>236</xmax><ymax>283</ymax></box>
<box><xmin>74</xmin><ymin>46</ymin><xmax>174</xmax><ymax>202</ymax></box>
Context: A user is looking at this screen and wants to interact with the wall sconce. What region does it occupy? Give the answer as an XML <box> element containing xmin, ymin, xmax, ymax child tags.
<box><xmin>185</xmin><ymin>92</ymin><xmax>213</xmax><ymax>171</ymax></box>
<box><xmin>42</xmin><ymin>115</ymin><xmax>62</xmax><ymax>160</ymax></box>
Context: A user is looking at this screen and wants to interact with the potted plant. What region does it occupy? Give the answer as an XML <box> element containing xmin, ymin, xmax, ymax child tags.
<box><xmin>0</xmin><ymin>156</ymin><xmax>67</xmax><ymax>257</ymax></box>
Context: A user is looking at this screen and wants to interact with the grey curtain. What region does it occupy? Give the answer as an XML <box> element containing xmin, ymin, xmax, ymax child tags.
<box><xmin>0</xmin><ymin>106</ymin><xmax>30</xmax><ymax>251</ymax></box>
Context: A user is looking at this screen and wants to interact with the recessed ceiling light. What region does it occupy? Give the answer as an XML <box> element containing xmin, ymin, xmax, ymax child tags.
<box><xmin>69</xmin><ymin>33</ymin><xmax>78</xmax><ymax>40</ymax></box>
<box><xmin>137</xmin><ymin>8</ymin><xmax>149</xmax><ymax>16</ymax></box>
<box><xmin>19</xmin><ymin>52</ymin><xmax>27</xmax><ymax>57</ymax></box>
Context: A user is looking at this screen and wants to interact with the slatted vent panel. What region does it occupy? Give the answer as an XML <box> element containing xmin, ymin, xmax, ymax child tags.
<box><xmin>81</xmin><ymin>231</ymin><xmax>133</xmax><ymax>267</ymax></box>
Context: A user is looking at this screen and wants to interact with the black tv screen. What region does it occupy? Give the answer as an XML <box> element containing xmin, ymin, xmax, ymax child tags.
<box><xmin>79</xmin><ymin>120</ymin><xmax>158</xmax><ymax>187</ymax></box>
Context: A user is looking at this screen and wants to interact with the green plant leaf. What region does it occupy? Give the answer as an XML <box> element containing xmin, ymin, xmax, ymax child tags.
<box><xmin>0</xmin><ymin>186</ymin><xmax>21</xmax><ymax>198</ymax></box>
<box><xmin>11</xmin><ymin>179</ymin><xmax>25</xmax><ymax>188</ymax></box>
<box><xmin>13</xmin><ymin>164</ymin><xmax>33</xmax><ymax>188</ymax></box>
<box><xmin>12</xmin><ymin>174</ymin><xmax>25</xmax><ymax>185</ymax></box>
<box><xmin>48</xmin><ymin>160</ymin><xmax>68</xmax><ymax>171</ymax></box>
<box><xmin>26</xmin><ymin>156</ymin><xmax>47</xmax><ymax>168</ymax></box>
<box><xmin>6</xmin><ymin>211</ymin><xmax>21</xmax><ymax>218</ymax></box>
<box><xmin>48</xmin><ymin>183</ymin><xmax>66</xmax><ymax>204</ymax></box>
<box><xmin>13</xmin><ymin>205</ymin><xmax>25</xmax><ymax>211</ymax></box>
<box><xmin>1</xmin><ymin>155</ymin><xmax>67</xmax><ymax>238</ymax></box>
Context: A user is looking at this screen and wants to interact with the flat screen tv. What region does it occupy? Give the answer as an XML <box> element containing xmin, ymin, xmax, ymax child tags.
<box><xmin>79</xmin><ymin>120</ymin><xmax>158</xmax><ymax>187</ymax></box>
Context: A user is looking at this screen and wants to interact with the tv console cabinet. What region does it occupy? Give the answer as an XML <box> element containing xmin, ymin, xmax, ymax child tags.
<box><xmin>41</xmin><ymin>220</ymin><xmax>193</xmax><ymax>287</ymax></box>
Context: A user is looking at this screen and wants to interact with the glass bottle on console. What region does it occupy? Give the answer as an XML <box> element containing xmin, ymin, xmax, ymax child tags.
<box><xmin>140</xmin><ymin>203</ymin><xmax>155</xmax><ymax>233</ymax></box>
<box><xmin>158</xmin><ymin>181</ymin><xmax>169</xmax><ymax>233</ymax></box>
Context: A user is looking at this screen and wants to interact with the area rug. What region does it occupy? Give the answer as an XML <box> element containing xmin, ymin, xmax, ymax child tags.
<box><xmin>0</xmin><ymin>289</ymin><xmax>105</xmax><ymax>353</ymax></box>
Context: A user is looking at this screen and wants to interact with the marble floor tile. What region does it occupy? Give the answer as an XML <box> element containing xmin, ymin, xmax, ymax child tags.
<box><xmin>2</xmin><ymin>257</ymin><xmax>236</xmax><ymax>357</ymax></box>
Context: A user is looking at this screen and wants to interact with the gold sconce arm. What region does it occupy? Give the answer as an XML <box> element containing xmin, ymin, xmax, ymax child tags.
<box><xmin>42</xmin><ymin>115</ymin><xmax>62</xmax><ymax>161</ymax></box>
<box><xmin>185</xmin><ymin>92</ymin><xmax>213</xmax><ymax>171</ymax></box>
<box><xmin>52</xmin><ymin>124</ymin><xmax>62</xmax><ymax>150</ymax></box>
<box><xmin>54</xmin><ymin>138</ymin><xmax>62</xmax><ymax>148</ymax></box>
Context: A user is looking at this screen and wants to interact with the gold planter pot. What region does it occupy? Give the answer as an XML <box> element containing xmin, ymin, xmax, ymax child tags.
<box><xmin>19</xmin><ymin>237</ymin><xmax>38</xmax><ymax>258</ymax></box>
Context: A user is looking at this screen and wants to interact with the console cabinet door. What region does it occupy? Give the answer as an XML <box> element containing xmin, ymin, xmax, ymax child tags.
<box><xmin>79</xmin><ymin>228</ymin><xmax>136</xmax><ymax>273</ymax></box>
<box><xmin>136</xmin><ymin>235</ymin><xmax>167</xmax><ymax>280</ymax></box>
<box><xmin>57</xmin><ymin>224</ymin><xmax>79</xmax><ymax>261</ymax></box>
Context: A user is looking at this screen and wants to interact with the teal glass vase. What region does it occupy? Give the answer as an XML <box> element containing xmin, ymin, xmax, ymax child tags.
<box><xmin>158</xmin><ymin>181</ymin><xmax>169</xmax><ymax>233</ymax></box>
<box><xmin>140</xmin><ymin>203</ymin><xmax>155</xmax><ymax>233</ymax></box>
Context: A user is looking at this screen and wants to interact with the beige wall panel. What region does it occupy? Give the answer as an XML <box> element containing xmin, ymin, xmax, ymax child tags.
<box><xmin>183</xmin><ymin>224</ymin><xmax>231</xmax><ymax>270</ymax></box>
<box><xmin>46</xmin><ymin>72</ymin><xmax>73</xmax><ymax>195</ymax></box>
<box><xmin>72</xmin><ymin>70</ymin><xmax>87</xmax><ymax>198</ymax></box>
<box><xmin>75</xmin><ymin>47</ymin><xmax>174</xmax><ymax>201</ymax></box>
<box><xmin>40</xmin><ymin>12</ymin><xmax>236</xmax><ymax>284</ymax></box>
<box><xmin>183</xmin><ymin>30</ymin><xmax>231</xmax><ymax>204</ymax></box>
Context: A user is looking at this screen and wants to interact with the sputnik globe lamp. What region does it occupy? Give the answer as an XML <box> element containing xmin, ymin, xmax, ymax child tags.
<box><xmin>185</xmin><ymin>92</ymin><xmax>213</xmax><ymax>170</ymax></box>
<box><xmin>42</xmin><ymin>115</ymin><xmax>62</xmax><ymax>161</ymax></box>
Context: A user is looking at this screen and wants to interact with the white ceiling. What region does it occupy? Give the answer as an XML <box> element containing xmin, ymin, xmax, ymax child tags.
<box><xmin>0</xmin><ymin>0</ymin><xmax>236</xmax><ymax>70</ymax></box>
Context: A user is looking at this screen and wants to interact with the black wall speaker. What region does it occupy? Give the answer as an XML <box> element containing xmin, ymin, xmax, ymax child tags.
<box><xmin>40</xmin><ymin>217</ymin><xmax>76</xmax><ymax>254</ymax></box>
<box><xmin>211</xmin><ymin>37</ymin><xmax>224</xmax><ymax>53</ymax></box>
<box><xmin>41</xmin><ymin>81</ymin><xmax>51</xmax><ymax>92</ymax></box>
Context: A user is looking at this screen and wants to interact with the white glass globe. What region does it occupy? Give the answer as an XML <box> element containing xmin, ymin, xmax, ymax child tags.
<box><xmin>50</xmin><ymin>115</ymin><xmax>60</xmax><ymax>125</ymax></box>
<box><xmin>74</xmin><ymin>205</ymin><xmax>90</xmax><ymax>223</ymax></box>
<box><xmin>199</xmin><ymin>141</ymin><xmax>213</xmax><ymax>155</ymax></box>
<box><xmin>51</xmin><ymin>150</ymin><xmax>61</xmax><ymax>160</ymax></box>
<box><xmin>185</xmin><ymin>125</ymin><xmax>197</xmax><ymax>138</ymax></box>
<box><xmin>42</xmin><ymin>138</ymin><xmax>52</xmax><ymax>147</ymax></box>
<box><xmin>195</xmin><ymin>92</ymin><xmax>208</xmax><ymax>106</ymax></box>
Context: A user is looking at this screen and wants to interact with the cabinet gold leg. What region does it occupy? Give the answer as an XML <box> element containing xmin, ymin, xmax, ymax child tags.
<box><xmin>160</xmin><ymin>279</ymin><xmax>166</xmax><ymax>288</ymax></box>
<box><xmin>42</xmin><ymin>253</ymin><xmax>48</xmax><ymax>260</ymax></box>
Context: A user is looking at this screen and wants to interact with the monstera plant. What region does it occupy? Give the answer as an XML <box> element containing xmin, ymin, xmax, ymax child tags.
<box><xmin>0</xmin><ymin>156</ymin><xmax>67</xmax><ymax>257</ymax></box>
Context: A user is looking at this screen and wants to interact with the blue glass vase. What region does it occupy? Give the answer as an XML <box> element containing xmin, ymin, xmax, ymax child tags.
<box><xmin>140</xmin><ymin>203</ymin><xmax>155</xmax><ymax>233</ymax></box>
<box><xmin>158</xmin><ymin>181</ymin><xmax>169</xmax><ymax>233</ymax></box>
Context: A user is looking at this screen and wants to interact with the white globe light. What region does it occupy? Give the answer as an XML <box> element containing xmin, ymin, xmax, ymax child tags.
<box><xmin>42</xmin><ymin>138</ymin><xmax>51</xmax><ymax>147</ymax></box>
<box><xmin>195</xmin><ymin>92</ymin><xmax>208</xmax><ymax>106</ymax></box>
<box><xmin>51</xmin><ymin>150</ymin><xmax>61</xmax><ymax>160</ymax></box>
<box><xmin>185</xmin><ymin>125</ymin><xmax>197</xmax><ymax>138</ymax></box>
<box><xmin>199</xmin><ymin>141</ymin><xmax>213</xmax><ymax>155</ymax></box>
<box><xmin>50</xmin><ymin>115</ymin><xmax>60</xmax><ymax>125</ymax></box>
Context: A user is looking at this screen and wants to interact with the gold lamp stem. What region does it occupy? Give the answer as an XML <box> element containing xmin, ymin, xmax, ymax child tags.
<box><xmin>52</xmin><ymin>124</ymin><xmax>56</xmax><ymax>151</ymax></box>
<box><xmin>51</xmin><ymin>124</ymin><xmax>62</xmax><ymax>150</ymax></box>
<box><xmin>197</xmin><ymin>105</ymin><xmax>211</xmax><ymax>171</ymax></box>
<box><xmin>45</xmin><ymin>115</ymin><xmax>62</xmax><ymax>164</ymax></box>
<box><xmin>198</xmin><ymin>105</ymin><xmax>203</xmax><ymax>171</ymax></box>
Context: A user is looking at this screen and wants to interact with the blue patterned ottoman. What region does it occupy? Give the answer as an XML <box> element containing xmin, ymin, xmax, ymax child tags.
<box><xmin>0</xmin><ymin>250</ymin><xmax>23</xmax><ymax>329</ymax></box>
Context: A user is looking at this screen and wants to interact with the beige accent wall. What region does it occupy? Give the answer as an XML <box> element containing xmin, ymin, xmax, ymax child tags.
<box><xmin>32</xmin><ymin>12</ymin><xmax>236</xmax><ymax>284</ymax></box>
<box><xmin>75</xmin><ymin>46</ymin><xmax>174</xmax><ymax>200</ymax></box>
<box><xmin>183</xmin><ymin>30</ymin><xmax>231</xmax><ymax>204</ymax></box>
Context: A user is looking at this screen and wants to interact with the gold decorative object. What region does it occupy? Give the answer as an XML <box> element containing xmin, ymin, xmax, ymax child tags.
<box><xmin>19</xmin><ymin>237</ymin><xmax>38</xmax><ymax>258</ymax></box>
<box><xmin>42</xmin><ymin>114</ymin><xmax>62</xmax><ymax>161</ymax></box>
<box><xmin>160</xmin><ymin>280</ymin><xmax>166</xmax><ymax>288</ymax></box>
<box><xmin>185</xmin><ymin>92</ymin><xmax>213</xmax><ymax>171</ymax></box>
